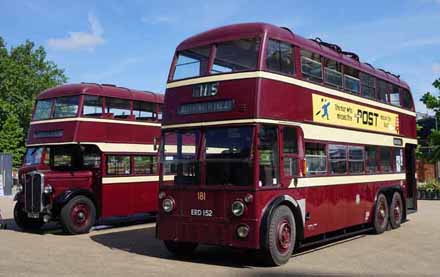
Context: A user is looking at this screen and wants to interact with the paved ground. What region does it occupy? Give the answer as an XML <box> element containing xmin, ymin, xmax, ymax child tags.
<box><xmin>0</xmin><ymin>196</ymin><xmax>439</xmax><ymax>277</ymax></box>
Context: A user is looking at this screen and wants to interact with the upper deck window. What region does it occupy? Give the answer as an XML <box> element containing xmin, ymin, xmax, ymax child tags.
<box><xmin>390</xmin><ymin>85</ymin><xmax>401</xmax><ymax>107</ymax></box>
<box><xmin>173</xmin><ymin>46</ymin><xmax>210</xmax><ymax>80</ymax></box>
<box><xmin>324</xmin><ymin>59</ymin><xmax>342</xmax><ymax>88</ymax></box>
<box><xmin>377</xmin><ymin>80</ymin><xmax>390</xmax><ymax>103</ymax></box>
<box><xmin>133</xmin><ymin>101</ymin><xmax>155</xmax><ymax>121</ymax></box>
<box><xmin>106</xmin><ymin>97</ymin><xmax>131</xmax><ymax>119</ymax></box>
<box><xmin>343</xmin><ymin>66</ymin><xmax>360</xmax><ymax>94</ymax></box>
<box><xmin>83</xmin><ymin>95</ymin><xmax>103</xmax><ymax>117</ymax></box>
<box><xmin>53</xmin><ymin>96</ymin><xmax>80</xmax><ymax>118</ymax></box>
<box><xmin>360</xmin><ymin>72</ymin><xmax>376</xmax><ymax>99</ymax></box>
<box><xmin>401</xmin><ymin>89</ymin><xmax>413</xmax><ymax>110</ymax></box>
<box><xmin>211</xmin><ymin>38</ymin><xmax>260</xmax><ymax>74</ymax></box>
<box><xmin>33</xmin><ymin>99</ymin><xmax>53</xmax><ymax>120</ymax></box>
<box><xmin>265</xmin><ymin>39</ymin><xmax>294</xmax><ymax>75</ymax></box>
<box><xmin>301</xmin><ymin>50</ymin><xmax>322</xmax><ymax>82</ymax></box>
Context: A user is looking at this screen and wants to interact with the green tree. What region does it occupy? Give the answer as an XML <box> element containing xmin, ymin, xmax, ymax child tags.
<box><xmin>420</xmin><ymin>78</ymin><xmax>440</xmax><ymax>161</ymax></box>
<box><xmin>0</xmin><ymin>37</ymin><xmax>67</xmax><ymax>166</ymax></box>
<box><xmin>0</xmin><ymin>114</ymin><xmax>25</xmax><ymax>166</ymax></box>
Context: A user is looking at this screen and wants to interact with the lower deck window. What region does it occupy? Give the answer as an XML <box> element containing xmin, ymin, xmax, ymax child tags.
<box><xmin>107</xmin><ymin>155</ymin><xmax>131</xmax><ymax>175</ymax></box>
<box><xmin>349</xmin><ymin>146</ymin><xmax>364</xmax><ymax>174</ymax></box>
<box><xmin>305</xmin><ymin>143</ymin><xmax>327</xmax><ymax>175</ymax></box>
<box><xmin>380</xmin><ymin>147</ymin><xmax>392</xmax><ymax>173</ymax></box>
<box><xmin>134</xmin><ymin>155</ymin><xmax>157</xmax><ymax>175</ymax></box>
<box><xmin>365</xmin><ymin>146</ymin><xmax>378</xmax><ymax>173</ymax></box>
<box><xmin>329</xmin><ymin>144</ymin><xmax>347</xmax><ymax>174</ymax></box>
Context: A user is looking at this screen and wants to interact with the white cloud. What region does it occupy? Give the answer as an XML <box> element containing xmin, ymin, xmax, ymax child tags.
<box><xmin>433</xmin><ymin>63</ymin><xmax>440</xmax><ymax>74</ymax></box>
<box><xmin>47</xmin><ymin>13</ymin><xmax>104</xmax><ymax>51</ymax></box>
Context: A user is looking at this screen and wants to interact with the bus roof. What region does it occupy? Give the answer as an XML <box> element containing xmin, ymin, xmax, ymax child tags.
<box><xmin>37</xmin><ymin>83</ymin><xmax>164</xmax><ymax>104</ymax></box>
<box><xmin>177</xmin><ymin>22</ymin><xmax>409</xmax><ymax>90</ymax></box>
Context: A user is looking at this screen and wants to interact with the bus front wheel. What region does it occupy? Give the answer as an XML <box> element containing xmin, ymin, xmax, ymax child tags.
<box><xmin>262</xmin><ymin>205</ymin><xmax>296</xmax><ymax>266</ymax></box>
<box><xmin>13</xmin><ymin>202</ymin><xmax>44</xmax><ymax>231</ymax></box>
<box><xmin>60</xmin><ymin>196</ymin><xmax>96</xmax><ymax>235</ymax></box>
<box><xmin>389</xmin><ymin>192</ymin><xmax>403</xmax><ymax>229</ymax></box>
<box><xmin>163</xmin><ymin>240</ymin><xmax>198</xmax><ymax>256</ymax></box>
<box><xmin>373</xmin><ymin>193</ymin><xmax>389</xmax><ymax>234</ymax></box>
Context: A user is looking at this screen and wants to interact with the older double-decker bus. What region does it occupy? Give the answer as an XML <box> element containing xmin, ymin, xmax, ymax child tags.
<box><xmin>157</xmin><ymin>23</ymin><xmax>417</xmax><ymax>265</ymax></box>
<box><xmin>14</xmin><ymin>83</ymin><xmax>163</xmax><ymax>234</ymax></box>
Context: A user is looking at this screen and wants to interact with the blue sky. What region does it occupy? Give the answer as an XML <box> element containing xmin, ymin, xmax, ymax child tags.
<box><xmin>1</xmin><ymin>0</ymin><xmax>440</xmax><ymax>113</ymax></box>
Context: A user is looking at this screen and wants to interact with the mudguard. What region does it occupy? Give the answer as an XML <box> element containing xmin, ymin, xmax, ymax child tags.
<box><xmin>54</xmin><ymin>189</ymin><xmax>97</xmax><ymax>214</ymax></box>
<box><xmin>260</xmin><ymin>195</ymin><xmax>304</xmax><ymax>249</ymax></box>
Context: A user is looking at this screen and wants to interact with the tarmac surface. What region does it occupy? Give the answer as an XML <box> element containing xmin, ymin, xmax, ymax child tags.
<box><xmin>0</xmin><ymin>196</ymin><xmax>439</xmax><ymax>277</ymax></box>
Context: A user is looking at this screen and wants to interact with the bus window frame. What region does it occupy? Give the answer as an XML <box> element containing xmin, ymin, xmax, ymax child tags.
<box><xmin>279</xmin><ymin>125</ymin><xmax>303</xmax><ymax>187</ymax></box>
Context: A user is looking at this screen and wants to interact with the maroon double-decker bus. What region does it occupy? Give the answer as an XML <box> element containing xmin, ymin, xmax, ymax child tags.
<box><xmin>157</xmin><ymin>23</ymin><xmax>417</xmax><ymax>265</ymax></box>
<box><xmin>14</xmin><ymin>83</ymin><xmax>164</xmax><ymax>234</ymax></box>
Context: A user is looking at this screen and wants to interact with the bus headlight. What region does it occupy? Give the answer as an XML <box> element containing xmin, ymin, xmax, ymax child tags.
<box><xmin>162</xmin><ymin>197</ymin><xmax>175</xmax><ymax>213</ymax></box>
<box><xmin>231</xmin><ymin>200</ymin><xmax>245</xmax><ymax>217</ymax></box>
<box><xmin>236</xmin><ymin>224</ymin><xmax>250</xmax><ymax>238</ymax></box>
<box><xmin>43</xmin><ymin>185</ymin><xmax>53</xmax><ymax>194</ymax></box>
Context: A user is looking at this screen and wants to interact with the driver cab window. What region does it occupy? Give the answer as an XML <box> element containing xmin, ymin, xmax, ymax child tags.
<box><xmin>282</xmin><ymin>127</ymin><xmax>299</xmax><ymax>177</ymax></box>
<box><xmin>259</xmin><ymin>125</ymin><xmax>279</xmax><ymax>186</ymax></box>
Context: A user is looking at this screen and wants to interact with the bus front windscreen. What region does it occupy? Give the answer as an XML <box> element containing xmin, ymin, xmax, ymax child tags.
<box><xmin>162</xmin><ymin>130</ymin><xmax>201</xmax><ymax>186</ymax></box>
<box><xmin>24</xmin><ymin>147</ymin><xmax>44</xmax><ymax>165</ymax></box>
<box><xmin>205</xmin><ymin>126</ymin><xmax>253</xmax><ymax>186</ymax></box>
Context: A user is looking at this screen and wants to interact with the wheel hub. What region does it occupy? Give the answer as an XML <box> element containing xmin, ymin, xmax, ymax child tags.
<box><xmin>71</xmin><ymin>204</ymin><xmax>90</xmax><ymax>227</ymax></box>
<box><xmin>277</xmin><ymin>220</ymin><xmax>292</xmax><ymax>252</ymax></box>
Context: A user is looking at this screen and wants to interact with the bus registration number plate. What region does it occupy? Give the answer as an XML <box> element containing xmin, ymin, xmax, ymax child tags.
<box><xmin>190</xmin><ymin>209</ymin><xmax>213</xmax><ymax>217</ymax></box>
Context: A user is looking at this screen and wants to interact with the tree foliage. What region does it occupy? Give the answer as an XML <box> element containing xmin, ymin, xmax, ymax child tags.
<box><xmin>0</xmin><ymin>114</ymin><xmax>25</xmax><ymax>166</ymax></box>
<box><xmin>0</xmin><ymin>36</ymin><xmax>67</xmax><ymax>166</ymax></box>
<box><xmin>420</xmin><ymin>78</ymin><xmax>440</xmax><ymax>161</ymax></box>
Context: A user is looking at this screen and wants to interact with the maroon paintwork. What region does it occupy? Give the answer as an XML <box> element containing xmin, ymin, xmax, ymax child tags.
<box><xmin>19</xmin><ymin>83</ymin><xmax>164</xmax><ymax>223</ymax></box>
<box><xmin>157</xmin><ymin>23</ymin><xmax>417</xmax><ymax>251</ymax></box>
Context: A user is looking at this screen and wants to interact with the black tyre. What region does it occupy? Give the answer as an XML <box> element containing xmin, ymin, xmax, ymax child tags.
<box><xmin>13</xmin><ymin>202</ymin><xmax>44</xmax><ymax>231</ymax></box>
<box><xmin>163</xmin><ymin>240</ymin><xmax>198</xmax><ymax>256</ymax></box>
<box><xmin>389</xmin><ymin>192</ymin><xmax>403</xmax><ymax>229</ymax></box>
<box><xmin>262</xmin><ymin>205</ymin><xmax>296</xmax><ymax>266</ymax></box>
<box><xmin>60</xmin><ymin>196</ymin><xmax>96</xmax><ymax>235</ymax></box>
<box><xmin>373</xmin><ymin>193</ymin><xmax>389</xmax><ymax>234</ymax></box>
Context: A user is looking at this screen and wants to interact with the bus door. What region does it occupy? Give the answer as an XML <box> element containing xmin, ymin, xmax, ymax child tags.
<box><xmin>405</xmin><ymin>144</ymin><xmax>417</xmax><ymax>211</ymax></box>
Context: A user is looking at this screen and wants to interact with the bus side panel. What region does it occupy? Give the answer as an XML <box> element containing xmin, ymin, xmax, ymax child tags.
<box><xmin>101</xmin><ymin>184</ymin><xmax>130</xmax><ymax>217</ymax></box>
<box><xmin>130</xmin><ymin>181</ymin><xmax>158</xmax><ymax>214</ymax></box>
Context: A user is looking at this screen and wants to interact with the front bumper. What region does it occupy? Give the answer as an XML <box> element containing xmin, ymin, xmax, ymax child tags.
<box><xmin>157</xmin><ymin>215</ymin><xmax>260</xmax><ymax>249</ymax></box>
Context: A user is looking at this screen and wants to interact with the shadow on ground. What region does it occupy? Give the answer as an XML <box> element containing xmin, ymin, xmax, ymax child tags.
<box><xmin>0</xmin><ymin>215</ymin><xmax>156</xmax><ymax>236</ymax></box>
<box><xmin>90</xmin><ymin>225</ymin><xmax>375</xmax><ymax>270</ymax></box>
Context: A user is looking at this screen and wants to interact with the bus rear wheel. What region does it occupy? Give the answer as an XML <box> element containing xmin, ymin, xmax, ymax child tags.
<box><xmin>60</xmin><ymin>196</ymin><xmax>96</xmax><ymax>235</ymax></box>
<box><xmin>13</xmin><ymin>202</ymin><xmax>44</xmax><ymax>231</ymax></box>
<box><xmin>262</xmin><ymin>205</ymin><xmax>296</xmax><ymax>266</ymax></box>
<box><xmin>163</xmin><ymin>240</ymin><xmax>198</xmax><ymax>256</ymax></box>
<box><xmin>389</xmin><ymin>192</ymin><xmax>403</xmax><ymax>229</ymax></box>
<box><xmin>373</xmin><ymin>193</ymin><xmax>389</xmax><ymax>234</ymax></box>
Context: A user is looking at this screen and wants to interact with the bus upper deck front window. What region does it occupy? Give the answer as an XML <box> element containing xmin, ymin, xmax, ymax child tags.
<box><xmin>162</xmin><ymin>130</ymin><xmax>200</xmax><ymax>185</ymax></box>
<box><xmin>172</xmin><ymin>46</ymin><xmax>210</xmax><ymax>80</ymax></box>
<box><xmin>205</xmin><ymin>126</ymin><xmax>253</xmax><ymax>186</ymax></box>
<box><xmin>33</xmin><ymin>99</ymin><xmax>53</xmax><ymax>120</ymax></box>
<box><xmin>53</xmin><ymin>96</ymin><xmax>80</xmax><ymax>118</ymax></box>
<box><xmin>211</xmin><ymin>38</ymin><xmax>260</xmax><ymax>74</ymax></box>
